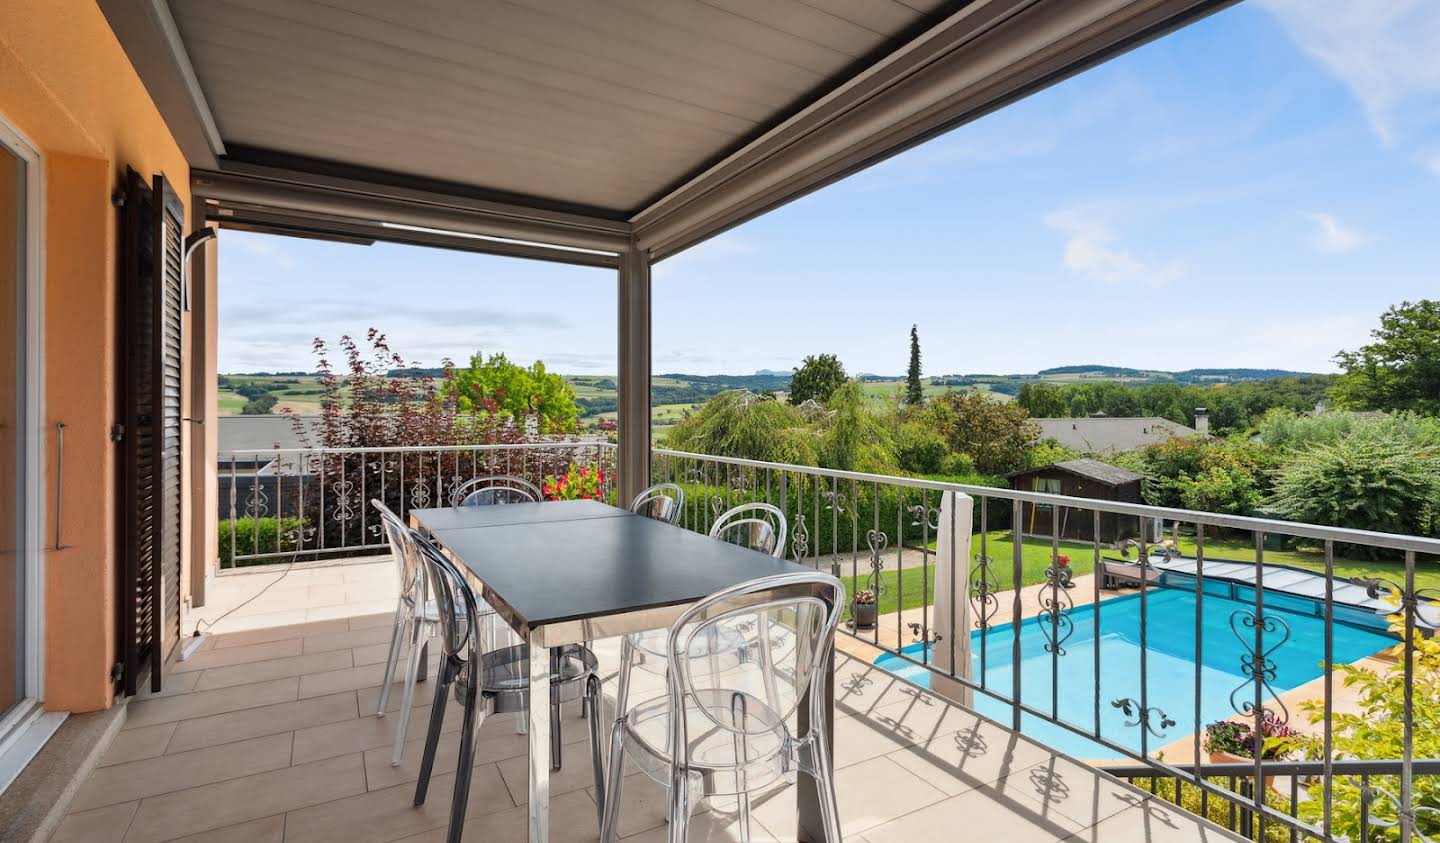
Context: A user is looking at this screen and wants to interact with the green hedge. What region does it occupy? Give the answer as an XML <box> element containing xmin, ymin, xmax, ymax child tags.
<box><xmin>663</xmin><ymin>470</ymin><xmax>1008</xmax><ymax>559</ymax></box>
<box><xmin>219</xmin><ymin>517</ymin><xmax>307</xmax><ymax>568</ymax></box>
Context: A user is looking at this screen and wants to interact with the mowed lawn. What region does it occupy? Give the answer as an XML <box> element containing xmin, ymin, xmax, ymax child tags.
<box><xmin>843</xmin><ymin>531</ymin><xmax>1440</xmax><ymax>617</ymax></box>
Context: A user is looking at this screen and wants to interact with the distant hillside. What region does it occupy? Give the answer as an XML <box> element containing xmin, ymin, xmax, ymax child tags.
<box><xmin>1036</xmin><ymin>364</ymin><xmax>1314</xmax><ymax>381</ymax></box>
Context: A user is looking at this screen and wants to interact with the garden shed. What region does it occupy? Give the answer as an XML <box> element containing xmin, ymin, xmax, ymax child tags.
<box><xmin>1008</xmin><ymin>458</ymin><xmax>1145</xmax><ymax>544</ymax></box>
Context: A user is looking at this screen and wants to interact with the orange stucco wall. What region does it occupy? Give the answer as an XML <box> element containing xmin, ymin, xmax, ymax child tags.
<box><xmin>2</xmin><ymin>0</ymin><xmax>192</xmax><ymax>712</ymax></box>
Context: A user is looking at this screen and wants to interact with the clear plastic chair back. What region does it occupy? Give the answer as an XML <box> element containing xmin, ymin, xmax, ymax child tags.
<box><xmin>709</xmin><ymin>503</ymin><xmax>787</xmax><ymax>558</ymax></box>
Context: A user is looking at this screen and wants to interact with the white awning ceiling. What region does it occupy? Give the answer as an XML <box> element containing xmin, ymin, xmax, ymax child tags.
<box><xmin>103</xmin><ymin>0</ymin><xmax>1235</xmax><ymax>261</ymax></box>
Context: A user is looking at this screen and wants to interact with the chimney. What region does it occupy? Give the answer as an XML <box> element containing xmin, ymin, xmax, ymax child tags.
<box><xmin>1194</xmin><ymin>407</ymin><xmax>1209</xmax><ymax>436</ymax></box>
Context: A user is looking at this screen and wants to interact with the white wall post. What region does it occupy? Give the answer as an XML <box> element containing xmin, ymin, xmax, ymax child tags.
<box><xmin>931</xmin><ymin>491</ymin><xmax>973</xmax><ymax>706</ymax></box>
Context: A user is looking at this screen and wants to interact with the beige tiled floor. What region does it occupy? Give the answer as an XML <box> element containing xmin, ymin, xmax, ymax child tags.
<box><xmin>51</xmin><ymin>560</ymin><xmax>1244</xmax><ymax>842</ymax></box>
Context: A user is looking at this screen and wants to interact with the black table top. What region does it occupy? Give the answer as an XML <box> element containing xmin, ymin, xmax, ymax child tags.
<box><xmin>409</xmin><ymin>499</ymin><xmax>628</xmax><ymax>532</ymax></box>
<box><xmin>414</xmin><ymin>509</ymin><xmax>813</xmax><ymax>628</ymax></box>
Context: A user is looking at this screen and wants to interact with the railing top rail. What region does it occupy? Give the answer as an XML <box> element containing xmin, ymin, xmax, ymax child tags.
<box><xmin>1101</xmin><ymin>758</ymin><xmax>1440</xmax><ymax>776</ymax></box>
<box><xmin>653</xmin><ymin>446</ymin><xmax>1440</xmax><ymax>555</ymax></box>
<box><xmin>219</xmin><ymin>441</ymin><xmax>612</xmax><ymax>456</ymax></box>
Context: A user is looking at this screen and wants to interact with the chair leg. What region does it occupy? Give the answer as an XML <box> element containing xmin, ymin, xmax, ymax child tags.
<box><xmin>550</xmin><ymin>648</ymin><xmax>563</xmax><ymax>772</ymax></box>
<box><xmin>614</xmin><ymin>637</ymin><xmax>635</xmax><ymax>721</ymax></box>
<box><xmin>812</xmin><ymin>733</ymin><xmax>844</xmax><ymax>843</ymax></box>
<box><xmin>376</xmin><ymin>599</ymin><xmax>409</xmax><ymax>717</ymax></box>
<box><xmin>667</xmin><ymin>767</ymin><xmax>692</xmax><ymax>843</ymax></box>
<box><xmin>600</xmin><ymin>719</ymin><xmax>627</xmax><ymax>843</ymax></box>
<box><xmin>391</xmin><ymin>616</ymin><xmax>428</xmax><ymax>766</ymax></box>
<box><xmin>413</xmin><ymin>663</ymin><xmax>452</xmax><ymax>807</ymax></box>
<box><xmin>448</xmin><ymin>671</ymin><xmax>483</xmax><ymax>843</ymax></box>
<box><xmin>585</xmin><ymin>675</ymin><xmax>606</xmax><ymax>829</ymax></box>
<box><xmin>757</xmin><ymin>614</ymin><xmax>780</xmax><ymax>712</ymax></box>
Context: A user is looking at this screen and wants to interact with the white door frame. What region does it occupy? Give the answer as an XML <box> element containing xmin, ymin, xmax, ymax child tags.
<box><xmin>0</xmin><ymin>111</ymin><xmax>54</xmax><ymax>787</ymax></box>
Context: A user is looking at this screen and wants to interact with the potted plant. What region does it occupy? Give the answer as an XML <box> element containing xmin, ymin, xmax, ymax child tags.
<box><xmin>542</xmin><ymin>465</ymin><xmax>603</xmax><ymax>501</ymax></box>
<box><xmin>1203</xmin><ymin>718</ymin><xmax>1298</xmax><ymax>791</ymax></box>
<box><xmin>852</xmin><ymin>589</ymin><xmax>877</xmax><ymax>629</ymax></box>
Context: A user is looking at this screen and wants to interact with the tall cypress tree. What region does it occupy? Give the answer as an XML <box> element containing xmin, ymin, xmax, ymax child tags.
<box><xmin>906</xmin><ymin>324</ymin><xmax>924</xmax><ymax>405</ymax></box>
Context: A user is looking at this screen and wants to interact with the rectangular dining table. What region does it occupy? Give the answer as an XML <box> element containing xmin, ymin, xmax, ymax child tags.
<box><xmin>410</xmin><ymin>499</ymin><xmax>837</xmax><ymax>843</ymax></box>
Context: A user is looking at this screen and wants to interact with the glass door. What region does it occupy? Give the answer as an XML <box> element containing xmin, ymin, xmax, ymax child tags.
<box><xmin>0</xmin><ymin>138</ymin><xmax>26</xmax><ymax>723</ymax></box>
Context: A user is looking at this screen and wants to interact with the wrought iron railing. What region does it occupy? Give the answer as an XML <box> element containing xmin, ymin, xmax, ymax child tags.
<box><xmin>649</xmin><ymin>446</ymin><xmax>1440</xmax><ymax>843</ymax></box>
<box><xmin>217</xmin><ymin>441</ymin><xmax>615</xmax><ymax>568</ymax></box>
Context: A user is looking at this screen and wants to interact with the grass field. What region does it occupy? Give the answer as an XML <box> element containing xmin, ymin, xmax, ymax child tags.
<box><xmin>842</xmin><ymin>531</ymin><xmax>1440</xmax><ymax>617</ymax></box>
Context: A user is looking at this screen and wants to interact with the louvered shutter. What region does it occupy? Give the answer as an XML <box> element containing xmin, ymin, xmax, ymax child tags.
<box><xmin>116</xmin><ymin>168</ymin><xmax>184</xmax><ymax>695</ymax></box>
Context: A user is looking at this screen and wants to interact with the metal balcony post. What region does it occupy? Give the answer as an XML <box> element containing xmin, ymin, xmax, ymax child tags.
<box><xmin>616</xmin><ymin>243</ymin><xmax>651</xmax><ymax>505</ymax></box>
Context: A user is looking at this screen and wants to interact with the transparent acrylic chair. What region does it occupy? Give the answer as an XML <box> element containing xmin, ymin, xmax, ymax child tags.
<box><xmin>448</xmin><ymin>474</ymin><xmax>542</xmax><ymax>507</ymax></box>
<box><xmin>601</xmin><ymin>572</ymin><xmax>846</xmax><ymax>843</ymax></box>
<box><xmin>613</xmin><ymin>503</ymin><xmax>788</xmax><ymax>718</ymax></box>
<box><xmin>409</xmin><ymin>533</ymin><xmax>607</xmax><ymax>843</ymax></box>
<box><xmin>629</xmin><ymin>482</ymin><xmax>684</xmax><ymax>524</ymax></box>
<box><xmin>372</xmin><ymin>500</ymin><xmax>443</xmax><ymax>766</ymax></box>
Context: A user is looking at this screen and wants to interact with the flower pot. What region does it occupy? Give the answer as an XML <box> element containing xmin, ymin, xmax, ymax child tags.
<box><xmin>852</xmin><ymin>601</ymin><xmax>877</xmax><ymax>629</ymax></box>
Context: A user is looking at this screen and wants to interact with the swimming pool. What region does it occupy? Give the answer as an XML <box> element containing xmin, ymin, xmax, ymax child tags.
<box><xmin>872</xmin><ymin>586</ymin><xmax>1396</xmax><ymax>760</ymax></box>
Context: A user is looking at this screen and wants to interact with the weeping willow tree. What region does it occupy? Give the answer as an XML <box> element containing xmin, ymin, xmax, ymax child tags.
<box><xmin>665</xmin><ymin>390</ymin><xmax>819</xmax><ymax>465</ymax></box>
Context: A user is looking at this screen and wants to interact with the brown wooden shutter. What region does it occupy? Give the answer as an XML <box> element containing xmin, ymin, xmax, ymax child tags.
<box><xmin>115</xmin><ymin>168</ymin><xmax>185</xmax><ymax>695</ymax></box>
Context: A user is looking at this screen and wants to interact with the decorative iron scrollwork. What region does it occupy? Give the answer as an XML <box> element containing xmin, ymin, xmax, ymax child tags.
<box><xmin>1347</xmin><ymin>777</ymin><xmax>1439</xmax><ymax>843</ymax></box>
<box><xmin>791</xmin><ymin>513</ymin><xmax>810</xmax><ymax>562</ymax></box>
<box><xmin>969</xmin><ymin>554</ymin><xmax>999</xmax><ymax>630</ymax></box>
<box><xmin>330</xmin><ymin>478</ymin><xmax>357</xmax><ymax>522</ymax></box>
<box><xmin>1111</xmin><ymin>698</ymin><xmax>1176</xmax><ymax>739</ymax></box>
<box><xmin>244</xmin><ymin>479</ymin><xmax>268</xmax><ymax>519</ymax></box>
<box><xmin>1037</xmin><ymin>562</ymin><xmax>1074</xmax><ymax>655</ymax></box>
<box><xmin>907</xmin><ymin>622</ymin><xmax>942</xmax><ymax>644</ymax></box>
<box><xmin>821</xmin><ymin>490</ymin><xmax>846</xmax><ymax>514</ymax></box>
<box><xmin>908</xmin><ymin>503</ymin><xmax>941</xmax><ymax>531</ymax></box>
<box><xmin>865</xmin><ymin>529</ymin><xmax>889</xmax><ymax>595</ymax></box>
<box><xmin>1228</xmin><ymin>609</ymin><xmax>1291</xmax><ymax>724</ymax></box>
<box><xmin>1356</xmin><ymin>576</ymin><xmax>1440</xmax><ymax>629</ymax></box>
<box><xmin>410</xmin><ymin>478</ymin><xmax>432</xmax><ymax>509</ymax></box>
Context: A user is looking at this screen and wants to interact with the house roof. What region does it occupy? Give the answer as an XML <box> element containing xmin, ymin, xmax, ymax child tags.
<box><xmin>1012</xmin><ymin>458</ymin><xmax>1145</xmax><ymax>487</ymax></box>
<box><xmin>1031</xmin><ymin>416</ymin><xmax>1196</xmax><ymax>453</ymax></box>
<box><xmin>218</xmin><ymin>415</ymin><xmax>321</xmax><ymax>452</ymax></box>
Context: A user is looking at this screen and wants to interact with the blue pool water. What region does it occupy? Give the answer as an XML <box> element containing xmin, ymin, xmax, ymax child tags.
<box><xmin>872</xmin><ymin>587</ymin><xmax>1396</xmax><ymax>759</ymax></box>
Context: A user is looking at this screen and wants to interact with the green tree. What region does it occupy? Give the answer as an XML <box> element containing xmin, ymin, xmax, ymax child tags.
<box><xmin>788</xmin><ymin>354</ymin><xmax>848</xmax><ymax>405</ymax></box>
<box><xmin>241</xmin><ymin>392</ymin><xmax>278</xmax><ymax>414</ymax></box>
<box><xmin>925</xmin><ymin>391</ymin><xmax>1039</xmax><ymax>474</ymax></box>
<box><xmin>443</xmin><ymin>352</ymin><xmax>579</xmax><ymax>433</ymax></box>
<box><xmin>1333</xmin><ymin>299</ymin><xmax>1440</xmax><ymax>414</ymax></box>
<box><xmin>1015</xmin><ymin>382</ymin><xmax>1068</xmax><ymax>417</ymax></box>
<box><xmin>818</xmin><ymin>380</ymin><xmax>896</xmax><ymax>473</ymax></box>
<box><xmin>1268</xmin><ymin>433</ymin><xmax>1440</xmax><ymax>547</ymax></box>
<box><xmin>666</xmin><ymin>390</ymin><xmax>819</xmax><ymax>465</ymax></box>
<box><xmin>905</xmin><ymin>325</ymin><xmax>923</xmax><ymax>405</ymax></box>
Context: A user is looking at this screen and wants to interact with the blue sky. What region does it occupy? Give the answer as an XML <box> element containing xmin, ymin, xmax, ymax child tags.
<box><xmin>219</xmin><ymin>0</ymin><xmax>1440</xmax><ymax>377</ymax></box>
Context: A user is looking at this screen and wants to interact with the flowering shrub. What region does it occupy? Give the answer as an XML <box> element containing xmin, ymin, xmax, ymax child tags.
<box><xmin>544</xmin><ymin>465</ymin><xmax>603</xmax><ymax>501</ymax></box>
<box><xmin>1202</xmin><ymin>718</ymin><xmax>1298</xmax><ymax>759</ymax></box>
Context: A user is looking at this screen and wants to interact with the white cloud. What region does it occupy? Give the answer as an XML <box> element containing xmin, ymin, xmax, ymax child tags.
<box><xmin>1257</xmin><ymin>0</ymin><xmax>1440</xmax><ymax>143</ymax></box>
<box><xmin>1042</xmin><ymin>209</ymin><xmax>1182</xmax><ymax>287</ymax></box>
<box><xmin>1302</xmin><ymin>212</ymin><xmax>1364</xmax><ymax>252</ymax></box>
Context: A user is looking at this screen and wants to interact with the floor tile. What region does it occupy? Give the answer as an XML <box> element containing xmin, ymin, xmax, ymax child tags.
<box><xmin>169</xmin><ymin>813</ymin><xmax>286</xmax><ymax>842</ymax></box>
<box><xmin>1062</xmin><ymin>799</ymin><xmax>1248</xmax><ymax>842</ymax></box>
<box><xmin>884</xmin><ymin>712</ymin><xmax>1061</xmax><ymax>796</ymax></box>
<box><xmin>280</xmin><ymin>763</ymin><xmax>512</xmax><ymax>842</ymax></box>
<box><xmin>861</xmin><ymin>783</ymin><xmax>1084</xmax><ymax>843</ymax></box>
<box><xmin>996</xmin><ymin>753</ymin><xmax>1155</xmax><ymax>829</ymax></box>
<box><xmin>750</xmin><ymin>756</ymin><xmax>948</xmax><ymax>836</ymax></box>
<box><xmin>124</xmin><ymin>678</ymin><xmax>300</xmax><ymax>729</ymax></box>
<box><xmin>49</xmin><ymin>801</ymin><xmax>138</xmax><ymax>843</ymax></box>
<box><xmin>299</xmin><ymin>661</ymin><xmax>405</xmax><ymax>698</ymax></box>
<box><xmin>301</xmin><ymin>622</ymin><xmax>396</xmax><ymax>655</ymax></box>
<box><xmin>72</xmin><ymin>732</ymin><xmax>293</xmax><ymax>811</ymax></box>
<box><xmin>213</xmin><ymin>618</ymin><xmax>352</xmax><ymax>649</ymax></box>
<box><xmin>123</xmin><ymin>753</ymin><xmax>366</xmax><ymax>843</ymax></box>
<box><xmin>193</xmin><ymin>649</ymin><xmax>354</xmax><ymax>691</ymax></box>
<box><xmin>165</xmin><ymin>691</ymin><xmax>358</xmax><ymax>754</ymax></box>
<box><xmin>394</xmin><ymin>789</ymin><xmax>599</xmax><ymax>843</ymax></box>
<box><xmin>171</xmin><ymin>638</ymin><xmax>304</xmax><ymax>674</ymax></box>
<box><xmin>352</xmin><ymin>612</ymin><xmax>401</xmax><ymax>630</ymax></box>
<box><xmin>98</xmin><ymin>723</ymin><xmax>176</xmax><ymax>767</ymax></box>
